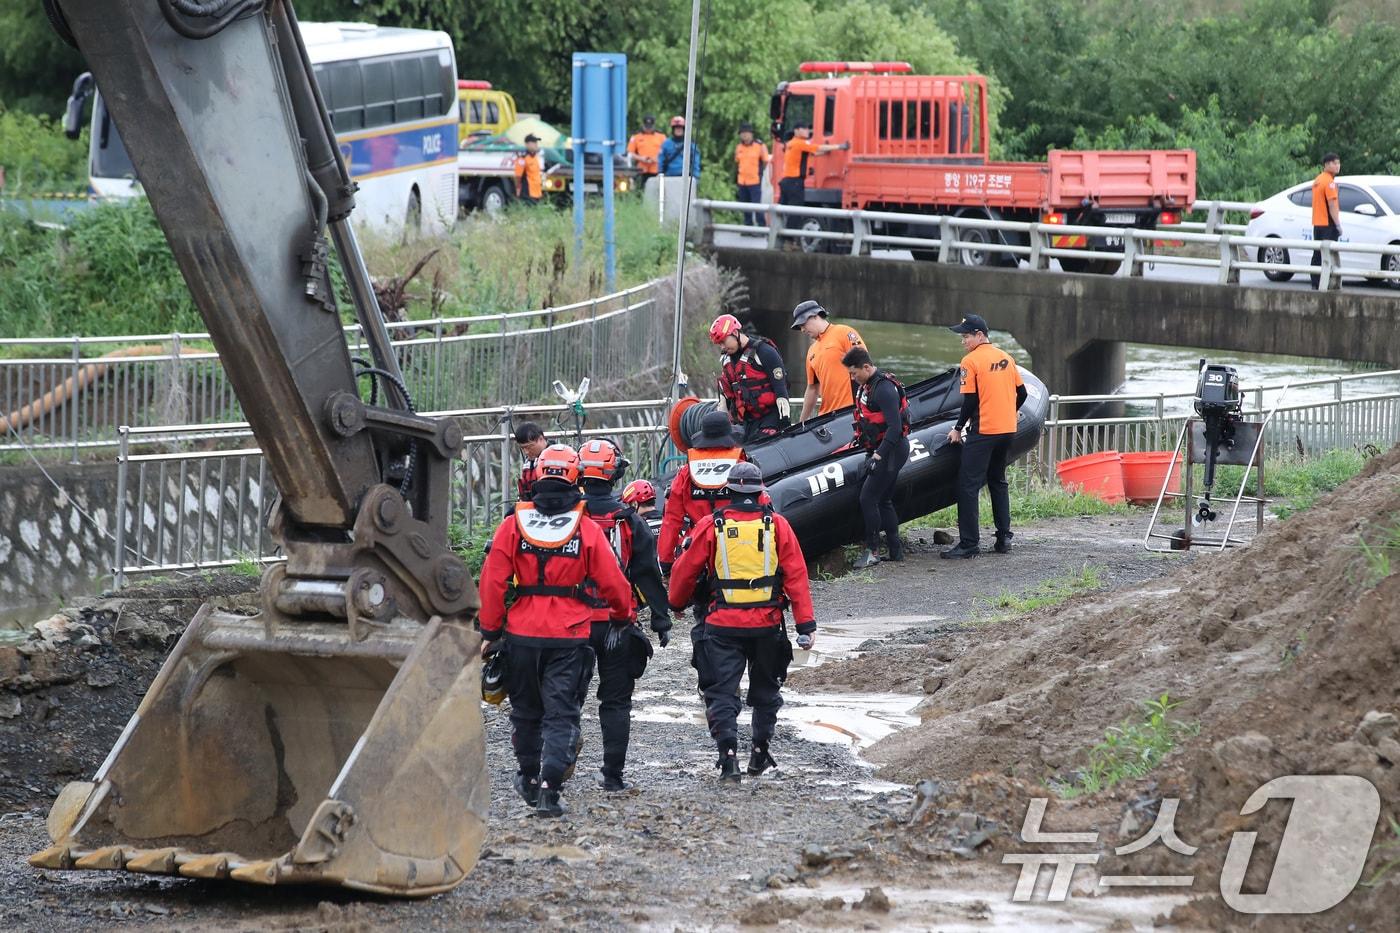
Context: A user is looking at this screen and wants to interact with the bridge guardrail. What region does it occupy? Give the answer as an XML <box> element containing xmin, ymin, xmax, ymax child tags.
<box><xmin>110</xmin><ymin>370</ymin><xmax>1400</xmax><ymax>581</ymax></box>
<box><xmin>0</xmin><ymin>280</ymin><xmax>671</xmax><ymax>458</ymax></box>
<box><xmin>692</xmin><ymin>198</ymin><xmax>1400</xmax><ymax>289</ymax></box>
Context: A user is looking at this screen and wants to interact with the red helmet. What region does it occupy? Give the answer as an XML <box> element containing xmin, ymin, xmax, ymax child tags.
<box><xmin>621</xmin><ymin>479</ymin><xmax>657</xmax><ymax>506</ymax></box>
<box><xmin>670</xmin><ymin>115</ymin><xmax>686</xmax><ymax>128</ymax></box>
<box><xmin>709</xmin><ymin>314</ymin><xmax>742</xmax><ymax>345</ymax></box>
<box><xmin>534</xmin><ymin>443</ymin><xmax>580</xmax><ymax>485</ymax></box>
<box><xmin>579</xmin><ymin>438</ymin><xmax>626</xmax><ymax>483</ymax></box>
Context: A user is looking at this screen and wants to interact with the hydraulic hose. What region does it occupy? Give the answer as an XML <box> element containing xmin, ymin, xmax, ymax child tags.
<box><xmin>157</xmin><ymin>0</ymin><xmax>265</xmax><ymax>40</ymax></box>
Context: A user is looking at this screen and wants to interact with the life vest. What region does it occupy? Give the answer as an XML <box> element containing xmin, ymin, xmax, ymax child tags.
<box><xmin>853</xmin><ymin>371</ymin><xmax>911</xmax><ymax>451</ymax></box>
<box><xmin>583</xmin><ymin>505</ymin><xmax>633</xmax><ymax>609</ymax></box>
<box><xmin>720</xmin><ymin>337</ymin><xmax>781</xmax><ymax>422</ymax></box>
<box><xmin>517</xmin><ymin>459</ymin><xmax>540</xmax><ymax>500</ymax></box>
<box><xmin>686</xmin><ymin>447</ymin><xmax>743</xmax><ymax>500</ymax></box>
<box><xmin>511</xmin><ymin>502</ymin><xmax>589</xmax><ymax>599</ymax></box>
<box><xmin>709</xmin><ymin>506</ymin><xmax>782</xmax><ymax>608</ymax></box>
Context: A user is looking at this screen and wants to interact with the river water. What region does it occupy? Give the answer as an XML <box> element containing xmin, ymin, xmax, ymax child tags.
<box><xmin>845</xmin><ymin>317</ymin><xmax>1400</xmax><ymax>414</ymax></box>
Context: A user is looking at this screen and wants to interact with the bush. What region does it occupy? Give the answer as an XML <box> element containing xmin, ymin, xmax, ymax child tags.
<box><xmin>0</xmin><ymin>106</ymin><xmax>87</xmax><ymax>196</ymax></box>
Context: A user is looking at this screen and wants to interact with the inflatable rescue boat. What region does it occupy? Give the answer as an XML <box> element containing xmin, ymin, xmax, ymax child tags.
<box><xmin>661</xmin><ymin>367</ymin><xmax>1049</xmax><ymax>556</ymax></box>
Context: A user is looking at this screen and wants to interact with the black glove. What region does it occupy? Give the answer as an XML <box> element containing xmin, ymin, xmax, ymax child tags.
<box><xmin>604</xmin><ymin>621</ymin><xmax>631</xmax><ymax>655</ymax></box>
<box><xmin>655</xmin><ymin>626</ymin><xmax>671</xmax><ymax>648</ymax></box>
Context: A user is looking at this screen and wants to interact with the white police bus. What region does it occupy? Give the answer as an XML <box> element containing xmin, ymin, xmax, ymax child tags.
<box><xmin>68</xmin><ymin>21</ymin><xmax>459</xmax><ymax>237</ymax></box>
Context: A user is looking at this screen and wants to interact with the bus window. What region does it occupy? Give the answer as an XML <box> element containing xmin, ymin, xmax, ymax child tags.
<box><xmin>327</xmin><ymin>62</ymin><xmax>365</xmax><ymax>131</ymax></box>
<box><xmin>92</xmin><ymin>98</ymin><xmax>135</xmax><ymax>179</ymax></box>
<box><xmin>469</xmin><ymin>100</ymin><xmax>484</xmax><ymax>123</ymax></box>
<box><xmin>486</xmin><ymin>101</ymin><xmax>500</xmax><ymax>125</ymax></box>
<box><xmin>363</xmin><ymin>59</ymin><xmax>394</xmax><ymax>128</ymax></box>
<box><xmin>393</xmin><ymin>56</ymin><xmax>424</xmax><ymax>122</ymax></box>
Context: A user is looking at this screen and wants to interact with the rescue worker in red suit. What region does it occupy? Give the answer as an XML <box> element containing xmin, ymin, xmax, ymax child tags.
<box><xmin>657</xmin><ymin>409</ymin><xmax>744</xmax><ymax>573</ymax></box>
<box><xmin>710</xmin><ymin>313</ymin><xmax>791</xmax><ymax>445</ymax></box>
<box><xmin>577</xmin><ymin>439</ymin><xmax>672</xmax><ymax>792</ymax></box>
<box><xmin>478</xmin><ymin>443</ymin><xmax>633</xmax><ymax>817</ymax></box>
<box><xmin>844</xmin><ymin>346</ymin><xmax>911</xmax><ymax>569</ymax></box>
<box><xmin>667</xmin><ymin>461</ymin><xmax>816</xmax><ymax>782</ymax></box>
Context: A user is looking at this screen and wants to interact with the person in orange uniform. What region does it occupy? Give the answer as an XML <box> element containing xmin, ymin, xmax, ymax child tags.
<box><xmin>667</xmin><ymin>461</ymin><xmax>816</xmax><ymax>782</ymax></box>
<box><xmin>658</xmin><ymin>409</ymin><xmax>743</xmax><ymax>571</ymax></box>
<box><xmin>777</xmin><ymin>121</ymin><xmax>846</xmax><ymax>247</ymax></box>
<box><xmin>792</xmin><ymin>299</ymin><xmax>866</xmax><ymax>420</ymax></box>
<box><xmin>513</xmin><ymin>134</ymin><xmax>545</xmax><ymax>205</ymax></box>
<box><xmin>1310</xmin><ymin>152</ymin><xmax>1342</xmax><ymax>290</ymax></box>
<box><xmin>942</xmin><ymin>314</ymin><xmax>1026</xmax><ymax>559</ymax></box>
<box><xmin>627</xmin><ymin>115</ymin><xmax>665</xmax><ymax>180</ymax></box>
<box><xmin>478</xmin><ymin>443</ymin><xmax>634</xmax><ymax>817</ymax></box>
<box><xmin>734</xmin><ymin>123</ymin><xmax>770</xmax><ymax>227</ymax></box>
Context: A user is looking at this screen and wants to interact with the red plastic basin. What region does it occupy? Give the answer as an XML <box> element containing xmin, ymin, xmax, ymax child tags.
<box><xmin>1055</xmin><ymin>450</ymin><xmax>1125</xmax><ymax>503</ymax></box>
<box><xmin>1120</xmin><ymin>451</ymin><xmax>1182</xmax><ymax>505</ymax></box>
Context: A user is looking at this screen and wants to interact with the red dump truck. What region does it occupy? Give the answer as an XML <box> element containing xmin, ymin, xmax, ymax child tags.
<box><xmin>769</xmin><ymin>63</ymin><xmax>1196</xmax><ymax>273</ymax></box>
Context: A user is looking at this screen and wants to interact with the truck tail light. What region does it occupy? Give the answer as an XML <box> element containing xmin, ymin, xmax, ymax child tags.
<box><xmin>1041</xmin><ymin>212</ymin><xmax>1066</xmax><ymax>225</ymax></box>
<box><xmin>1158</xmin><ymin>210</ymin><xmax>1179</xmax><ymax>225</ymax></box>
<box><xmin>1249</xmin><ymin>208</ymin><xmax>1265</xmax><ymax>220</ymax></box>
<box><xmin>543</xmin><ymin>176</ymin><xmax>566</xmax><ymax>192</ymax></box>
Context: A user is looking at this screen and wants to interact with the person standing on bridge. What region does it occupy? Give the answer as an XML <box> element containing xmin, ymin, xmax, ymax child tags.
<box><xmin>777</xmin><ymin>122</ymin><xmax>847</xmax><ymax>250</ymax></box>
<box><xmin>943</xmin><ymin>314</ymin><xmax>1026</xmax><ymax>559</ymax></box>
<box><xmin>1310</xmin><ymin>153</ymin><xmax>1342</xmax><ymax>290</ymax></box>
<box><xmin>667</xmin><ymin>461</ymin><xmax>816</xmax><ymax>782</ymax></box>
<box><xmin>844</xmin><ymin>347</ymin><xmax>911</xmax><ymax>568</ymax></box>
<box><xmin>793</xmin><ymin>300</ymin><xmax>866</xmax><ymax>420</ymax></box>
<box><xmin>711</xmin><ymin>313</ymin><xmax>791</xmax><ymax>443</ymax></box>
<box><xmin>659</xmin><ymin>116</ymin><xmax>702</xmax><ymax>178</ymax></box>
<box><xmin>627</xmin><ymin>115</ymin><xmax>665</xmax><ymax>181</ymax></box>
<box><xmin>733</xmin><ymin>123</ymin><xmax>770</xmax><ymax>227</ymax></box>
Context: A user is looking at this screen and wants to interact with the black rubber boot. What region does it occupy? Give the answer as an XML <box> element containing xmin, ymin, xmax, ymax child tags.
<box><xmin>596</xmin><ymin>769</ymin><xmax>633</xmax><ymax>792</ymax></box>
<box><xmin>940</xmin><ymin>542</ymin><xmax>979</xmax><ymax>559</ymax></box>
<box><xmin>883</xmin><ymin>533</ymin><xmax>905</xmax><ymax>562</ymax></box>
<box><xmin>717</xmin><ymin>740</ymin><xmax>741</xmax><ymax>783</ymax></box>
<box><xmin>513</xmin><ymin>772</ymin><xmax>540</xmax><ymax>807</ymax></box>
<box><xmin>994</xmin><ymin>531</ymin><xmax>1013</xmax><ymax>554</ymax></box>
<box><xmin>533</xmin><ymin>782</ymin><xmax>564</xmax><ymax>818</ymax></box>
<box><xmin>747</xmin><ymin>743</ymin><xmax>777</xmax><ymax>777</ymax></box>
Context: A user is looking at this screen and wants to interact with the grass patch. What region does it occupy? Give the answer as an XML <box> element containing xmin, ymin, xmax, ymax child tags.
<box><xmin>903</xmin><ymin>467</ymin><xmax>1131</xmax><ymax>532</ymax></box>
<box><xmin>230</xmin><ymin>552</ymin><xmax>264</xmax><ymax>579</ymax></box>
<box><xmin>1214</xmin><ymin>448</ymin><xmax>1368</xmax><ymax>518</ymax></box>
<box><xmin>1052</xmin><ymin>693</ymin><xmax>1200</xmax><ymax>799</ymax></box>
<box><xmin>449</xmin><ymin>521</ymin><xmax>496</xmax><ymax>579</ymax></box>
<box><xmin>1362</xmin><ymin>816</ymin><xmax>1400</xmax><ymax>888</ymax></box>
<box><xmin>1356</xmin><ymin>517</ymin><xmax>1400</xmax><ymax>587</ymax></box>
<box><xmin>977</xmin><ymin>563</ymin><xmax>1106</xmax><ymax>622</ymax></box>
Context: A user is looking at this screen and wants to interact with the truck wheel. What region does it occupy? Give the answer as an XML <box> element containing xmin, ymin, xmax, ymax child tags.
<box><xmin>1059</xmin><ymin>256</ymin><xmax>1121</xmax><ymax>275</ymax></box>
<box><xmin>798</xmin><ymin>217</ymin><xmax>828</xmax><ymax>254</ymax></box>
<box><xmin>480</xmin><ymin>183</ymin><xmax>509</xmax><ymax>216</ymax></box>
<box><xmin>957</xmin><ymin>226</ymin><xmax>996</xmax><ymax>267</ymax></box>
<box><xmin>1260</xmin><ymin>237</ymin><xmax>1293</xmax><ymax>282</ymax></box>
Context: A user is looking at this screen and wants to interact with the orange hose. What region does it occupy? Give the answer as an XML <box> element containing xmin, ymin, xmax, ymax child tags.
<box><xmin>0</xmin><ymin>344</ymin><xmax>198</xmax><ymax>435</ymax></box>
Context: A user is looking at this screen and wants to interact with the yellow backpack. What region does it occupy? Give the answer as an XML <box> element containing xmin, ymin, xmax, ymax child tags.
<box><xmin>710</xmin><ymin>507</ymin><xmax>782</xmax><ymax>607</ymax></box>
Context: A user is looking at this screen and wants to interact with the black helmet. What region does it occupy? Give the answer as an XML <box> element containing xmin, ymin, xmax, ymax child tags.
<box><xmin>727</xmin><ymin>460</ymin><xmax>763</xmax><ymax>494</ymax></box>
<box><xmin>791</xmin><ymin>299</ymin><xmax>827</xmax><ymax>330</ymax></box>
<box><xmin>482</xmin><ymin>650</ymin><xmax>508</xmax><ymax>705</ymax></box>
<box><xmin>692</xmin><ymin>409</ymin><xmax>737</xmax><ymax>449</ymax></box>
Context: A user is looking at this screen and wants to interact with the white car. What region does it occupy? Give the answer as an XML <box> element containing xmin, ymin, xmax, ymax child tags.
<box><xmin>1245</xmin><ymin>174</ymin><xmax>1400</xmax><ymax>287</ymax></box>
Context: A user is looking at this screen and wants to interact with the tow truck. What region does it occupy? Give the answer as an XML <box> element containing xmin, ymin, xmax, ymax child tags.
<box><xmin>770</xmin><ymin>62</ymin><xmax>1196</xmax><ymax>273</ymax></box>
<box><xmin>458</xmin><ymin>116</ymin><xmax>637</xmax><ymax>214</ymax></box>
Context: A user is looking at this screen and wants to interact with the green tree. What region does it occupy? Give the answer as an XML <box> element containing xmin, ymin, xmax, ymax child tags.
<box><xmin>0</xmin><ymin>0</ymin><xmax>85</xmax><ymax>114</ymax></box>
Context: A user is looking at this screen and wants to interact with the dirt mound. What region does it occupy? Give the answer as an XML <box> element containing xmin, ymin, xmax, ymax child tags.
<box><xmin>0</xmin><ymin>574</ymin><xmax>257</xmax><ymax>813</ymax></box>
<box><xmin>856</xmin><ymin>445</ymin><xmax>1400</xmax><ymax>927</ymax></box>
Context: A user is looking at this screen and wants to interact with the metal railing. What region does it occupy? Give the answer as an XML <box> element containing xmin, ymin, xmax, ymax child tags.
<box><xmin>110</xmin><ymin>398</ymin><xmax>681</xmax><ymax>584</ymax></box>
<box><xmin>111</xmin><ymin>370</ymin><xmax>1400</xmax><ymax>579</ymax></box>
<box><xmin>1036</xmin><ymin>370</ymin><xmax>1400</xmax><ymax>479</ymax></box>
<box><xmin>692</xmin><ymin>197</ymin><xmax>1400</xmax><ymax>289</ymax></box>
<box><xmin>1</xmin><ymin>280</ymin><xmax>670</xmax><ymax>457</ymax></box>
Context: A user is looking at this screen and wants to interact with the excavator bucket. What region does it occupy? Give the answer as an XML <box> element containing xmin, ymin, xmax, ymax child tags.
<box><xmin>30</xmin><ymin>606</ymin><xmax>489</xmax><ymax>896</ymax></box>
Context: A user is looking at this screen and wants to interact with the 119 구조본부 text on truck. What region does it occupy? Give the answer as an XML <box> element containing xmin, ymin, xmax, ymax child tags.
<box><xmin>768</xmin><ymin>62</ymin><xmax>1196</xmax><ymax>273</ymax></box>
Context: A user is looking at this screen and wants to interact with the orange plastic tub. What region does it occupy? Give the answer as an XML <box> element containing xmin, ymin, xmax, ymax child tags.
<box><xmin>1055</xmin><ymin>450</ymin><xmax>1125</xmax><ymax>503</ymax></box>
<box><xmin>1120</xmin><ymin>451</ymin><xmax>1182</xmax><ymax>505</ymax></box>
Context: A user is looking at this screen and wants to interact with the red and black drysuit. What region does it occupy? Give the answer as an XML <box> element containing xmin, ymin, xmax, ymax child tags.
<box><xmin>580</xmin><ymin>481</ymin><xmax>673</xmax><ymax>784</ymax></box>
<box><xmin>718</xmin><ymin>336</ymin><xmax>790</xmax><ymax>444</ymax></box>
<box><xmin>657</xmin><ymin>445</ymin><xmax>745</xmax><ymax>570</ymax></box>
<box><xmin>479</xmin><ymin>485</ymin><xmax>633</xmax><ymax>792</ymax></box>
<box><xmin>667</xmin><ymin>500</ymin><xmax>815</xmax><ymax>752</ymax></box>
<box><xmin>852</xmin><ymin>370</ymin><xmax>911</xmax><ymax>555</ymax></box>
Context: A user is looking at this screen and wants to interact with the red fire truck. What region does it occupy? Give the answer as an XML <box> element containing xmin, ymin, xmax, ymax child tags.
<box><xmin>769</xmin><ymin>62</ymin><xmax>1196</xmax><ymax>273</ymax></box>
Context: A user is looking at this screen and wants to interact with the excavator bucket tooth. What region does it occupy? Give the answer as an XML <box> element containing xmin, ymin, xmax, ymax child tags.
<box><xmin>35</xmin><ymin>605</ymin><xmax>488</xmax><ymax>896</ymax></box>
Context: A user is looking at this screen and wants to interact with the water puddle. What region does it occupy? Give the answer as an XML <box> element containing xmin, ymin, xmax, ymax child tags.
<box><xmin>776</xmin><ymin>881</ymin><xmax>1190</xmax><ymax>932</ymax></box>
<box><xmin>797</xmin><ymin>614</ymin><xmax>939</xmax><ymax>667</ymax></box>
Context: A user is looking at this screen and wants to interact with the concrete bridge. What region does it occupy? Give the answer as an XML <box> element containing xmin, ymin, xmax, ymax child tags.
<box><xmin>716</xmin><ymin>248</ymin><xmax>1400</xmax><ymax>400</ymax></box>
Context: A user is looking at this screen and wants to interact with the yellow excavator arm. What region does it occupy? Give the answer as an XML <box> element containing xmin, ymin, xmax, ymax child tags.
<box><xmin>29</xmin><ymin>0</ymin><xmax>488</xmax><ymax>896</ymax></box>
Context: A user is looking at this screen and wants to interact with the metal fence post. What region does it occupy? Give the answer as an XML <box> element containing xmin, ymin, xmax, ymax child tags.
<box><xmin>1333</xmin><ymin>376</ymin><xmax>1343</xmax><ymax>451</ymax></box>
<box><xmin>696</xmin><ymin>201</ymin><xmax>714</xmax><ymax>249</ymax></box>
<box><xmin>766</xmin><ymin>203</ymin><xmax>783</xmax><ymax>250</ymax></box>
<box><xmin>1205</xmin><ymin>202</ymin><xmax>1222</xmax><ymax>235</ymax></box>
<box><xmin>938</xmin><ymin>215</ymin><xmax>953</xmax><ymax>264</ymax></box>
<box><xmin>432</xmin><ymin>320</ymin><xmax>444</xmax><ymax>410</ymax></box>
<box><xmin>1119</xmin><ymin>233</ymin><xmax>1139</xmax><ymax>278</ymax></box>
<box><xmin>112</xmin><ymin>426</ymin><xmax>130</xmax><ymax>590</ymax></box>
<box><xmin>1217</xmin><ymin>235</ymin><xmax>1239</xmax><ymax>285</ymax></box>
<box><xmin>850</xmin><ymin>210</ymin><xmax>868</xmax><ymax>256</ymax></box>
<box><xmin>1028</xmin><ymin>225</ymin><xmax>1046</xmax><ymax>271</ymax></box>
<box><xmin>69</xmin><ymin>336</ymin><xmax>81</xmax><ymax>463</ymax></box>
<box><xmin>1320</xmin><ymin>242</ymin><xmax>1339</xmax><ymax>291</ymax></box>
<box><xmin>589</xmin><ymin>297</ymin><xmax>599</xmax><ymax>377</ymax></box>
<box><xmin>1045</xmin><ymin>395</ymin><xmax>1060</xmax><ymax>482</ymax></box>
